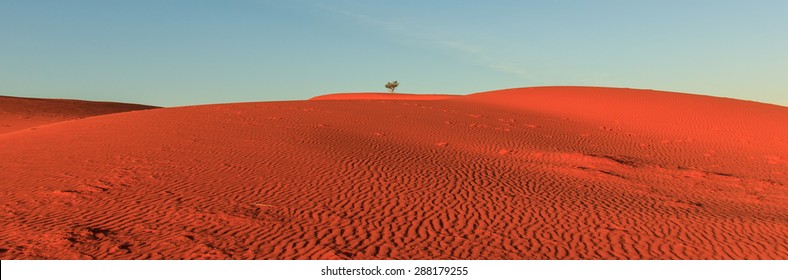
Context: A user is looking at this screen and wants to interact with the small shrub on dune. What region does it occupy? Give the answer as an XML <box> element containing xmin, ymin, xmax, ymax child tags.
<box><xmin>385</xmin><ymin>81</ymin><xmax>399</xmax><ymax>93</ymax></box>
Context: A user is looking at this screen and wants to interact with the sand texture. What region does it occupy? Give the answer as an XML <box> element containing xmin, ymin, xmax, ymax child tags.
<box><xmin>0</xmin><ymin>87</ymin><xmax>786</xmax><ymax>259</ymax></box>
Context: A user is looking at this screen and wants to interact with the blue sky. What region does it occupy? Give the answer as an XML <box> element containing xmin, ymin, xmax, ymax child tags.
<box><xmin>1</xmin><ymin>0</ymin><xmax>786</xmax><ymax>107</ymax></box>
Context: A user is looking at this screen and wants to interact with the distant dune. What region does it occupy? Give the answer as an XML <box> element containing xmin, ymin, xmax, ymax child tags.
<box><xmin>0</xmin><ymin>95</ymin><xmax>158</xmax><ymax>134</ymax></box>
<box><xmin>310</xmin><ymin>92</ymin><xmax>457</xmax><ymax>100</ymax></box>
<box><xmin>0</xmin><ymin>87</ymin><xmax>785</xmax><ymax>259</ymax></box>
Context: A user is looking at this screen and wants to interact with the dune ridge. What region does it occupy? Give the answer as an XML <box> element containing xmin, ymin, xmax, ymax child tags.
<box><xmin>0</xmin><ymin>87</ymin><xmax>785</xmax><ymax>259</ymax></box>
<box><xmin>310</xmin><ymin>92</ymin><xmax>457</xmax><ymax>101</ymax></box>
<box><xmin>0</xmin><ymin>95</ymin><xmax>158</xmax><ymax>134</ymax></box>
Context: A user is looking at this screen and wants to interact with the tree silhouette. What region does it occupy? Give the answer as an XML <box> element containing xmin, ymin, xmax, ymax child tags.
<box><xmin>385</xmin><ymin>81</ymin><xmax>399</xmax><ymax>94</ymax></box>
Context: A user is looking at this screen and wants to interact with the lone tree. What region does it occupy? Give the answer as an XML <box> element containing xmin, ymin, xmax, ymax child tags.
<box><xmin>385</xmin><ymin>80</ymin><xmax>399</xmax><ymax>93</ymax></box>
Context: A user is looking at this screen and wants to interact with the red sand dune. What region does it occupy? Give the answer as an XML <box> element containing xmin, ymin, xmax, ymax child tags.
<box><xmin>0</xmin><ymin>95</ymin><xmax>158</xmax><ymax>134</ymax></box>
<box><xmin>310</xmin><ymin>92</ymin><xmax>457</xmax><ymax>101</ymax></box>
<box><xmin>0</xmin><ymin>87</ymin><xmax>786</xmax><ymax>259</ymax></box>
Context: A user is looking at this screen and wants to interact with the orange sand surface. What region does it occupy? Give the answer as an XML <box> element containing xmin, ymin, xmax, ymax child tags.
<box><xmin>0</xmin><ymin>87</ymin><xmax>786</xmax><ymax>259</ymax></box>
<box><xmin>310</xmin><ymin>92</ymin><xmax>457</xmax><ymax>100</ymax></box>
<box><xmin>0</xmin><ymin>95</ymin><xmax>157</xmax><ymax>134</ymax></box>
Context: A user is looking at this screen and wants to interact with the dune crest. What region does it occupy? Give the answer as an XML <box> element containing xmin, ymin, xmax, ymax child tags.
<box><xmin>0</xmin><ymin>87</ymin><xmax>785</xmax><ymax>259</ymax></box>
<box><xmin>0</xmin><ymin>95</ymin><xmax>158</xmax><ymax>134</ymax></box>
<box><xmin>310</xmin><ymin>92</ymin><xmax>457</xmax><ymax>101</ymax></box>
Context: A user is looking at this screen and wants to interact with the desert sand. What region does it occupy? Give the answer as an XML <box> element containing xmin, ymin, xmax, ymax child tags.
<box><xmin>0</xmin><ymin>95</ymin><xmax>157</xmax><ymax>134</ymax></box>
<box><xmin>0</xmin><ymin>86</ymin><xmax>786</xmax><ymax>259</ymax></box>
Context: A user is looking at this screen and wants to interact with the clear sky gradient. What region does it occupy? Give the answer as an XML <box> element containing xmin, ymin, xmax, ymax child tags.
<box><xmin>1</xmin><ymin>0</ymin><xmax>786</xmax><ymax>107</ymax></box>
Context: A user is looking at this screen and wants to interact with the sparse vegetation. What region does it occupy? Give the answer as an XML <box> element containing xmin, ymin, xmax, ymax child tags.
<box><xmin>385</xmin><ymin>81</ymin><xmax>399</xmax><ymax>94</ymax></box>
